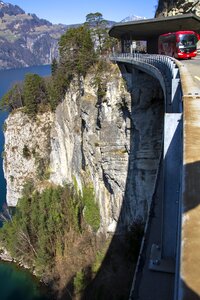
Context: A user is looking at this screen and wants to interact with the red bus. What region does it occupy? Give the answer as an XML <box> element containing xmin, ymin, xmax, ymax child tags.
<box><xmin>158</xmin><ymin>31</ymin><xmax>198</xmax><ymax>59</ymax></box>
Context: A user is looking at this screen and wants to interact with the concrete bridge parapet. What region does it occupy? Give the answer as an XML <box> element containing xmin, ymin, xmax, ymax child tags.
<box><xmin>110</xmin><ymin>53</ymin><xmax>200</xmax><ymax>299</ymax></box>
<box><xmin>110</xmin><ymin>53</ymin><xmax>182</xmax><ymax>113</ymax></box>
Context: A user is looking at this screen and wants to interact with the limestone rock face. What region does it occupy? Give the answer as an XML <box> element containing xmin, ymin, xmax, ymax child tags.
<box><xmin>3</xmin><ymin>110</ymin><xmax>53</xmax><ymax>206</ymax></box>
<box><xmin>3</xmin><ymin>64</ymin><xmax>164</xmax><ymax>232</ymax></box>
<box><xmin>49</xmin><ymin>65</ymin><xmax>164</xmax><ymax>231</ymax></box>
<box><xmin>155</xmin><ymin>0</ymin><xmax>200</xmax><ymax>17</ymax></box>
<box><xmin>50</xmin><ymin>66</ymin><xmax>132</xmax><ymax>231</ymax></box>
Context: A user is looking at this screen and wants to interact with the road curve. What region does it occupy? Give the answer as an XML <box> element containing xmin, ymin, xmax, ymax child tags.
<box><xmin>182</xmin><ymin>54</ymin><xmax>200</xmax><ymax>87</ymax></box>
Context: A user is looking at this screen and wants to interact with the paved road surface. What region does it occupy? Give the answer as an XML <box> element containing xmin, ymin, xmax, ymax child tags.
<box><xmin>129</xmin><ymin>54</ymin><xmax>199</xmax><ymax>300</ymax></box>
<box><xmin>130</xmin><ymin>164</ymin><xmax>175</xmax><ymax>300</ymax></box>
<box><xmin>182</xmin><ymin>55</ymin><xmax>200</xmax><ymax>88</ymax></box>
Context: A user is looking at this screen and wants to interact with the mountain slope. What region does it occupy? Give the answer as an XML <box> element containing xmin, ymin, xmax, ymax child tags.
<box><xmin>0</xmin><ymin>2</ymin><xmax>117</xmax><ymax>70</ymax></box>
<box><xmin>120</xmin><ymin>15</ymin><xmax>146</xmax><ymax>22</ymax></box>
<box><xmin>0</xmin><ymin>1</ymin><xmax>68</xmax><ymax>69</ymax></box>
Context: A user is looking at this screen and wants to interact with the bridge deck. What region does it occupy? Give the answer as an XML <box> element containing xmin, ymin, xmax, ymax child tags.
<box><xmin>112</xmin><ymin>54</ymin><xmax>200</xmax><ymax>299</ymax></box>
<box><xmin>130</xmin><ymin>162</ymin><xmax>175</xmax><ymax>300</ymax></box>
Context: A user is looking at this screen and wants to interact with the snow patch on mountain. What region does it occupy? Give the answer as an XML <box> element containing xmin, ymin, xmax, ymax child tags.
<box><xmin>121</xmin><ymin>15</ymin><xmax>146</xmax><ymax>23</ymax></box>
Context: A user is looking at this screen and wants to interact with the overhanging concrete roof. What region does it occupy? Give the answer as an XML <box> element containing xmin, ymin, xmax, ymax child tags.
<box><xmin>109</xmin><ymin>13</ymin><xmax>200</xmax><ymax>40</ymax></box>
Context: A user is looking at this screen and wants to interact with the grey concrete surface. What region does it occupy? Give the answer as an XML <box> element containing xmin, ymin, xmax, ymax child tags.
<box><xmin>129</xmin><ymin>162</ymin><xmax>175</xmax><ymax>300</ymax></box>
<box><xmin>182</xmin><ymin>55</ymin><xmax>200</xmax><ymax>87</ymax></box>
<box><xmin>112</xmin><ymin>53</ymin><xmax>200</xmax><ymax>300</ymax></box>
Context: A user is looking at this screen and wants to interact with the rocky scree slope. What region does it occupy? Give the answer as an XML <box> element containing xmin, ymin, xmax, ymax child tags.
<box><xmin>0</xmin><ymin>1</ymin><xmax>68</xmax><ymax>69</ymax></box>
<box><xmin>3</xmin><ymin>63</ymin><xmax>164</xmax><ymax>232</ymax></box>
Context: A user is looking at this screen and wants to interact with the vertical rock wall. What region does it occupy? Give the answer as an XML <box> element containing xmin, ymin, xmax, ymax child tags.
<box><xmin>3</xmin><ymin>110</ymin><xmax>53</xmax><ymax>206</ymax></box>
<box><xmin>119</xmin><ymin>69</ymin><xmax>164</xmax><ymax>227</ymax></box>
<box><xmin>3</xmin><ymin>64</ymin><xmax>164</xmax><ymax>232</ymax></box>
<box><xmin>49</xmin><ymin>65</ymin><xmax>164</xmax><ymax>232</ymax></box>
<box><xmin>155</xmin><ymin>0</ymin><xmax>200</xmax><ymax>17</ymax></box>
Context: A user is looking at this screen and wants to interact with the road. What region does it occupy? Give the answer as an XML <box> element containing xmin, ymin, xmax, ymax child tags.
<box><xmin>129</xmin><ymin>53</ymin><xmax>199</xmax><ymax>300</ymax></box>
<box><xmin>130</xmin><ymin>163</ymin><xmax>175</xmax><ymax>300</ymax></box>
<box><xmin>129</xmin><ymin>54</ymin><xmax>190</xmax><ymax>300</ymax></box>
<box><xmin>182</xmin><ymin>54</ymin><xmax>200</xmax><ymax>87</ymax></box>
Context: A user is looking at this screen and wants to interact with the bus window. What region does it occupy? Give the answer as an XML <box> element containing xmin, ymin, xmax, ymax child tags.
<box><xmin>158</xmin><ymin>31</ymin><xmax>198</xmax><ymax>59</ymax></box>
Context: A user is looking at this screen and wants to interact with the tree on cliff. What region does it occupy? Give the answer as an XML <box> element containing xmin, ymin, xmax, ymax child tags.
<box><xmin>85</xmin><ymin>12</ymin><xmax>118</xmax><ymax>54</ymax></box>
<box><xmin>46</xmin><ymin>69</ymin><xmax>70</xmax><ymax>111</ymax></box>
<box><xmin>0</xmin><ymin>182</ymin><xmax>100</xmax><ymax>274</ymax></box>
<box><xmin>0</xmin><ymin>82</ymin><xmax>24</xmax><ymax>111</ymax></box>
<box><xmin>59</xmin><ymin>25</ymin><xmax>96</xmax><ymax>77</ymax></box>
<box><xmin>51</xmin><ymin>58</ymin><xmax>58</xmax><ymax>76</ymax></box>
<box><xmin>85</xmin><ymin>12</ymin><xmax>108</xmax><ymax>53</ymax></box>
<box><xmin>23</xmin><ymin>73</ymin><xmax>47</xmax><ymax>115</ymax></box>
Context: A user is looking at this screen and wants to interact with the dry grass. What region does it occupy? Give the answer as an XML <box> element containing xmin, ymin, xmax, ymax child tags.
<box><xmin>51</xmin><ymin>230</ymin><xmax>108</xmax><ymax>299</ymax></box>
<box><xmin>46</xmin><ymin>229</ymin><xmax>138</xmax><ymax>300</ymax></box>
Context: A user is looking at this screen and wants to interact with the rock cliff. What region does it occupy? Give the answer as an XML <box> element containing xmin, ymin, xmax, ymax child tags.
<box><xmin>3</xmin><ymin>110</ymin><xmax>53</xmax><ymax>206</ymax></box>
<box><xmin>3</xmin><ymin>63</ymin><xmax>164</xmax><ymax>232</ymax></box>
<box><xmin>156</xmin><ymin>0</ymin><xmax>200</xmax><ymax>17</ymax></box>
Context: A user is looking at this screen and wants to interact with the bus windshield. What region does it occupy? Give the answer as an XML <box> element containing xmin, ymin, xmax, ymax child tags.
<box><xmin>178</xmin><ymin>34</ymin><xmax>198</xmax><ymax>48</ymax></box>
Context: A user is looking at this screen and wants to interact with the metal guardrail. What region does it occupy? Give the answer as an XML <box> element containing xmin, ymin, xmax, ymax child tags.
<box><xmin>110</xmin><ymin>53</ymin><xmax>182</xmax><ymax>114</ymax></box>
<box><xmin>110</xmin><ymin>52</ymin><xmax>178</xmax><ymax>79</ymax></box>
<box><xmin>111</xmin><ymin>53</ymin><xmax>183</xmax><ymax>299</ymax></box>
<box><xmin>111</xmin><ymin>52</ymin><xmax>200</xmax><ymax>299</ymax></box>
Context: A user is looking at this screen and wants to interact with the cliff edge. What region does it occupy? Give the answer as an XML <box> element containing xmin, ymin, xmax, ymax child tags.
<box><xmin>3</xmin><ymin>62</ymin><xmax>164</xmax><ymax>232</ymax></box>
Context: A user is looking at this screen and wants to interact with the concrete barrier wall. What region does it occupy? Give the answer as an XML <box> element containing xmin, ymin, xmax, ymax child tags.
<box><xmin>111</xmin><ymin>54</ymin><xmax>200</xmax><ymax>299</ymax></box>
<box><xmin>178</xmin><ymin>66</ymin><xmax>200</xmax><ymax>300</ymax></box>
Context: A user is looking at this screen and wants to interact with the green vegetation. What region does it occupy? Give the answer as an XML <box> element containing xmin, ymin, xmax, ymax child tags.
<box><xmin>73</xmin><ymin>242</ymin><xmax>109</xmax><ymax>296</ymax></box>
<box><xmin>74</xmin><ymin>270</ymin><xmax>87</xmax><ymax>293</ymax></box>
<box><xmin>0</xmin><ymin>12</ymin><xmax>133</xmax><ymax>297</ymax></box>
<box><xmin>33</xmin><ymin>152</ymin><xmax>50</xmax><ymax>180</ymax></box>
<box><xmin>92</xmin><ymin>60</ymin><xmax>111</xmax><ymax>100</ymax></box>
<box><xmin>2</xmin><ymin>122</ymin><xmax>7</xmax><ymax>132</ymax></box>
<box><xmin>22</xmin><ymin>145</ymin><xmax>31</xmax><ymax>159</ymax></box>
<box><xmin>0</xmin><ymin>25</ymin><xmax>96</xmax><ymax>115</ymax></box>
<box><xmin>0</xmin><ymin>182</ymin><xmax>101</xmax><ymax>275</ymax></box>
<box><xmin>82</xmin><ymin>186</ymin><xmax>100</xmax><ymax>232</ymax></box>
<box><xmin>1</xmin><ymin>150</ymin><xmax>5</xmax><ymax>159</ymax></box>
<box><xmin>0</xmin><ymin>12</ymin><xmax>117</xmax><ymax>116</ymax></box>
<box><xmin>92</xmin><ymin>247</ymin><xmax>108</xmax><ymax>274</ymax></box>
<box><xmin>23</xmin><ymin>74</ymin><xmax>47</xmax><ymax>116</ymax></box>
<box><xmin>59</xmin><ymin>25</ymin><xmax>96</xmax><ymax>77</ymax></box>
<box><xmin>85</xmin><ymin>12</ymin><xmax>118</xmax><ymax>55</ymax></box>
<box><xmin>10</xmin><ymin>175</ymin><xmax>14</xmax><ymax>183</ymax></box>
<box><xmin>1</xmin><ymin>82</ymin><xmax>24</xmax><ymax>111</ymax></box>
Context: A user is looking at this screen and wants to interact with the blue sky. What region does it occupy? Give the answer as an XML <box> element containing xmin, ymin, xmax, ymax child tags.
<box><xmin>7</xmin><ymin>0</ymin><xmax>158</xmax><ymax>24</ymax></box>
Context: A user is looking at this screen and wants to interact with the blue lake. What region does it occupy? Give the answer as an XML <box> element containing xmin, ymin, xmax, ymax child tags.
<box><xmin>0</xmin><ymin>65</ymin><xmax>51</xmax><ymax>300</ymax></box>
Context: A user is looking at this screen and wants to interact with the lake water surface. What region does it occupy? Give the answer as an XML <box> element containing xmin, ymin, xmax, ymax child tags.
<box><xmin>0</xmin><ymin>65</ymin><xmax>51</xmax><ymax>300</ymax></box>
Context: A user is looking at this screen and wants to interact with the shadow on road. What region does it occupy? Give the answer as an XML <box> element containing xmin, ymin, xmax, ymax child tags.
<box><xmin>180</xmin><ymin>280</ymin><xmax>200</xmax><ymax>300</ymax></box>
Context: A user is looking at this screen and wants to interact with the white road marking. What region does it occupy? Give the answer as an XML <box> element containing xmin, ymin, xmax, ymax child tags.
<box><xmin>194</xmin><ymin>76</ymin><xmax>200</xmax><ymax>81</ymax></box>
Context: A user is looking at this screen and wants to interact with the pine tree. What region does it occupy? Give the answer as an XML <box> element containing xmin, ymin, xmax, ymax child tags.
<box><xmin>85</xmin><ymin>12</ymin><xmax>108</xmax><ymax>54</ymax></box>
<box><xmin>1</xmin><ymin>82</ymin><xmax>24</xmax><ymax>111</ymax></box>
<box><xmin>59</xmin><ymin>25</ymin><xmax>96</xmax><ymax>77</ymax></box>
<box><xmin>51</xmin><ymin>58</ymin><xmax>58</xmax><ymax>76</ymax></box>
<box><xmin>23</xmin><ymin>74</ymin><xmax>47</xmax><ymax>116</ymax></box>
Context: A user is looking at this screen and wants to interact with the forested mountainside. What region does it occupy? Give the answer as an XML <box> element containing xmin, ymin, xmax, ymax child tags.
<box><xmin>155</xmin><ymin>0</ymin><xmax>200</xmax><ymax>17</ymax></box>
<box><xmin>0</xmin><ymin>1</ymin><xmax>69</xmax><ymax>69</ymax></box>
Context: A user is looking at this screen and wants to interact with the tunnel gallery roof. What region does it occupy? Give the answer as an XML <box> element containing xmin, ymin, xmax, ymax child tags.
<box><xmin>109</xmin><ymin>13</ymin><xmax>200</xmax><ymax>40</ymax></box>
